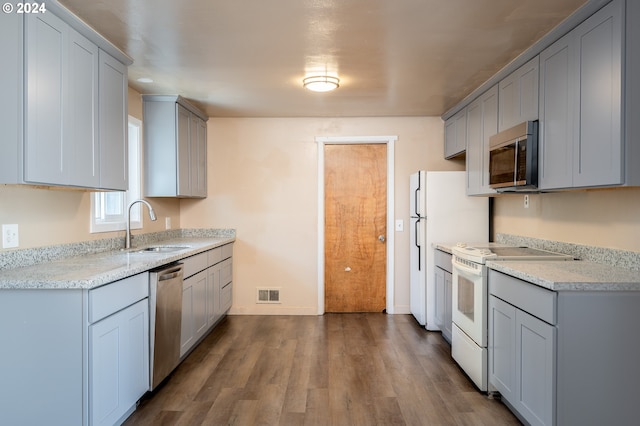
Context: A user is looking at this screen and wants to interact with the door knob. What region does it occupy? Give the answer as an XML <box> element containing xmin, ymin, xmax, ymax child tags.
<box><xmin>378</xmin><ymin>235</ymin><xmax>386</xmax><ymax>243</ymax></box>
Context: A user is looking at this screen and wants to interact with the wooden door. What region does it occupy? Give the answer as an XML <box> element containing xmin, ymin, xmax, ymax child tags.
<box><xmin>324</xmin><ymin>144</ymin><xmax>387</xmax><ymax>312</ymax></box>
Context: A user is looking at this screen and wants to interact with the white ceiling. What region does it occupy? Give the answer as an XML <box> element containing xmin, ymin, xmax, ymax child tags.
<box><xmin>59</xmin><ymin>0</ymin><xmax>587</xmax><ymax>118</ymax></box>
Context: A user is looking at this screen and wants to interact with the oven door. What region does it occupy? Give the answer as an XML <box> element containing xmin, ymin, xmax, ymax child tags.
<box><xmin>452</xmin><ymin>257</ymin><xmax>487</xmax><ymax>347</ymax></box>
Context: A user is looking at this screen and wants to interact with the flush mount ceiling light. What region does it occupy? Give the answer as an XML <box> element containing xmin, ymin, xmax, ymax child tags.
<box><xmin>303</xmin><ymin>75</ymin><xmax>340</xmax><ymax>92</ymax></box>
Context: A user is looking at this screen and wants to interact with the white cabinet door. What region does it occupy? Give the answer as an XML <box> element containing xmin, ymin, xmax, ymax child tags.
<box><xmin>90</xmin><ymin>299</ymin><xmax>149</xmax><ymax>426</ymax></box>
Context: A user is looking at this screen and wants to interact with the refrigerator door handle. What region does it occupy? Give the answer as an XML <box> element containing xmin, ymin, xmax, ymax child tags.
<box><xmin>414</xmin><ymin>219</ymin><xmax>421</xmax><ymax>271</ymax></box>
<box><xmin>414</xmin><ymin>186</ymin><xmax>421</xmax><ymax>218</ymax></box>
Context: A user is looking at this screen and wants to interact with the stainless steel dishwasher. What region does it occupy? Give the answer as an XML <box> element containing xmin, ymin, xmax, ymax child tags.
<box><xmin>149</xmin><ymin>263</ymin><xmax>184</xmax><ymax>390</ymax></box>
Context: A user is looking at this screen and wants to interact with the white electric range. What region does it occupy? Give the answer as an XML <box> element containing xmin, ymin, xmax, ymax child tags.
<box><xmin>450</xmin><ymin>243</ymin><xmax>573</xmax><ymax>391</ymax></box>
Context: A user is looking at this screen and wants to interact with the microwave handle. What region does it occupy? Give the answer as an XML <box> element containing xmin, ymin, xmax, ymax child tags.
<box><xmin>514</xmin><ymin>139</ymin><xmax>519</xmax><ymax>185</ymax></box>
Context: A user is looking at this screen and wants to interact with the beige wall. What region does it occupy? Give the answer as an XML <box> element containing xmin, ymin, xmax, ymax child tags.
<box><xmin>180</xmin><ymin>117</ymin><xmax>463</xmax><ymax>315</ymax></box>
<box><xmin>0</xmin><ymin>87</ymin><xmax>180</xmax><ymax>250</ymax></box>
<box><xmin>493</xmin><ymin>188</ymin><xmax>640</xmax><ymax>251</ymax></box>
<box><xmin>4</xmin><ymin>86</ymin><xmax>638</xmax><ymax>312</ymax></box>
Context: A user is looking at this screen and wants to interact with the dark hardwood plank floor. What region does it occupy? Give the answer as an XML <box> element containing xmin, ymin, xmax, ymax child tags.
<box><xmin>124</xmin><ymin>314</ymin><xmax>520</xmax><ymax>425</ymax></box>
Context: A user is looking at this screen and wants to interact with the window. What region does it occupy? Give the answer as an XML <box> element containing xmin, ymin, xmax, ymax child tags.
<box><xmin>90</xmin><ymin>116</ymin><xmax>143</xmax><ymax>233</ymax></box>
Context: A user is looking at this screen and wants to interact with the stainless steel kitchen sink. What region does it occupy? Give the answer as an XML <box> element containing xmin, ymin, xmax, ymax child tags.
<box><xmin>135</xmin><ymin>246</ymin><xmax>191</xmax><ymax>253</ymax></box>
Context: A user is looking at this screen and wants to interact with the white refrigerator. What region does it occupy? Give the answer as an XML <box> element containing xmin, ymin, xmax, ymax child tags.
<box><xmin>409</xmin><ymin>171</ymin><xmax>488</xmax><ymax>329</ymax></box>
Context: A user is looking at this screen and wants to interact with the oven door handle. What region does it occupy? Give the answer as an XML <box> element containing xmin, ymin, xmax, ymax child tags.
<box><xmin>453</xmin><ymin>260</ymin><xmax>483</xmax><ymax>277</ymax></box>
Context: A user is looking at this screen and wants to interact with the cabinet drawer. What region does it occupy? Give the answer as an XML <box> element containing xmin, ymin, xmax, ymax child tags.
<box><xmin>182</xmin><ymin>251</ymin><xmax>208</xmax><ymax>278</ymax></box>
<box><xmin>221</xmin><ymin>243</ymin><xmax>233</xmax><ymax>260</ymax></box>
<box><xmin>207</xmin><ymin>247</ymin><xmax>222</xmax><ymax>266</ymax></box>
<box><xmin>488</xmin><ymin>270</ymin><xmax>557</xmax><ymax>325</ymax></box>
<box><xmin>220</xmin><ymin>258</ymin><xmax>232</xmax><ymax>286</ymax></box>
<box><xmin>434</xmin><ymin>249</ymin><xmax>453</xmax><ymax>273</ymax></box>
<box><xmin>89</xmin><ymin>273</ymin><xmax>149</xmax><ymax>323</ymax></box>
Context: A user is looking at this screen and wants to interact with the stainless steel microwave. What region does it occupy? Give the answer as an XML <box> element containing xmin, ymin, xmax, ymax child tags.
<box><xmin>488</xmin><ymin>120</ymin><xmax>538</xmax><ymax>191</ymax></box>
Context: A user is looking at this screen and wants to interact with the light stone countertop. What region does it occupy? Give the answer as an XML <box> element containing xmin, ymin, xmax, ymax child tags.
<box><xmin>0</xmin><ymin>236</ymin><xmax>235</xmax><ymax>290</ymax></box>
<box><xmin>487</xmin><ymin>260</ymin><xmax>640</xmax><ymax>291</ymax></box>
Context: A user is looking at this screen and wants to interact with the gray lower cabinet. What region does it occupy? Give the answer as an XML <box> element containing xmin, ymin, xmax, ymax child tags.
<box><xmin>89</xmin><ymin>300</ymin><xmax>149</xmax><ymax>426</ymax></box>
<box><xmin>489</xmin><ymin>269</ymin><xmax>640</xmax><ymax>425</ymax></box>
<box><xmin>181</xmin><ymin>269</ymin><xmax>208</xmax><ymax>356</ymax></box>
<box><xmin>489</xmin><ymin>294</ymin><xmax>555</xmax><ymax>426</ymax></box>
<box><xmin>0</xmin><ymin>9</ymin><xmax>130</xmax><ymax>190</ymax></box>
<box><xmin>0</xmin><ymin>273</ymin><xmax>149</xmax><ymax>426</ymax></box>
<box><xmin>465</xmin><ymin>85</ymin><xmax>498</xmax><ymax>196</ymax></box>
<box><xmin>539</xmin><ymin>0</ymin><xmax>627</xmax><ymax>190</ymax></box>
<box><xmin>434</xmin><ymin>249</ymin><xmax>453</xmax><ymax>343</ymax></box>
<box><xmin>180</xmin><ymin>244</ymin><xmax>233</xmax><ymax>358</ymax></box>
<box><xmin>88</xmin><ymin>273</ymin><xmax>150</xmax><ymax>426</ymax></box>
<box><xmin>143</xmin><ymin>95</ymin><xmax>208</xmax><ymax>198</ymax></box>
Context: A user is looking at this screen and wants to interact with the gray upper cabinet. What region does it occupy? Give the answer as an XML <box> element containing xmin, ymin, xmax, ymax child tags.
<box><xmin>539</xmin><ymin>0</ymin><xmax>624</xmax><ymax>190</ymax></box>
<box><xmin>99</xmin><ymin>50</ymin><xmax>129</xmax><ymax>190</ymax></box>
<box><xmin>0</xmin><ymin>8</ymin><xmax>131</xmax><ymax>191</ymax></box>
<box><xmin>24</xmin><ymin>12</ymin><xmax>69</xmax><ymax>186</ymax></box>
<box><xmin>466</xmin><ymin>85</ymin><xmax>498</xmax><ymax>196</ymax></box>
<box><xmin>446</xmin><ymin>0</ymin><xmax>640</xmax><ymax>194</ymax></box>
<box><xmin>498</xmin><ymin>56</ymin><xmax>539</xmax><ymax>132</ymax></box>
<box><xmin>444</xmin><ymin>108</ymin><xmax>467</xmax><ymax>159</ymax></box>
<box><xmin>143</xmin><ymin>95</ymin><xmax>208</xmax><ymax>198</ymax></box>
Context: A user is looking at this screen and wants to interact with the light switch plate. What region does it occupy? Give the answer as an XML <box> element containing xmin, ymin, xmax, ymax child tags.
<box><xmin>395</xmin><ymin>219</ymin><xmax>404</xmax><ymax>232</ymax></box>
<box><xmin>2</xmin><ymin>224</ymin><xmax>19</xmax><ymax>248</ymax></box>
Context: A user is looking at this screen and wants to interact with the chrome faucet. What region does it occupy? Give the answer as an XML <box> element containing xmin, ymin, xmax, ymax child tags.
<box><xmin>125</xmin><ymin>199</ymin><xmax>157</xmax><ymax>249</ymax></box>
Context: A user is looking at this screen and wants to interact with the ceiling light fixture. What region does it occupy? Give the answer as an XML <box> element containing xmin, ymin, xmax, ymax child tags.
<box><xmin>137</xmin><ymin>77</ymin><xmax>154</xmax><ymax>83</ymax></box>
<box><xmin>303</xmin><ymin>75</ymin><xmax>340</xmax><ymax>92</ymax></box>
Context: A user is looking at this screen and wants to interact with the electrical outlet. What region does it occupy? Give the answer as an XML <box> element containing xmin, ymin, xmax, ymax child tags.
<box><xmin>524</xmin><ymin>194</ymin><xmax>530</xmax><ymax>209</ymax></box>
<box><xmin>2</xmin><ymin>224</ymin><xmax>19</xmax><ymax>249</ymax></box>
<box><xmin>165</xmin><ymin>217</ymin><xmax>172</xmax><ymax>230</ymax></box>
<box><xmin>395</xmin><ymin>219</ymin><xmax>404</xmax><ymax>232</ymax></box>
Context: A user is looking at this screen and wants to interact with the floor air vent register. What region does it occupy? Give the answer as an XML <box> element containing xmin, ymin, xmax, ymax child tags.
<box><xmin>257</xmin><ymin>288</ymin><xmax>281</xmax><ymax>303</ymax></box>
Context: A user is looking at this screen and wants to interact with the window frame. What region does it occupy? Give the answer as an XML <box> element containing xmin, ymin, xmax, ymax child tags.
<box><xmin>90</xmin><ymin>115</ymin><xmax>143</xmax><ymax>233</ymax></box>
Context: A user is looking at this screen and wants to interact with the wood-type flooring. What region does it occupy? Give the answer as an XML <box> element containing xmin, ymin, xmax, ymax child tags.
<box><xmin>124</xmin><ymin>314</ymin><xmax>520</xmax><ymax>425</ymax></box>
